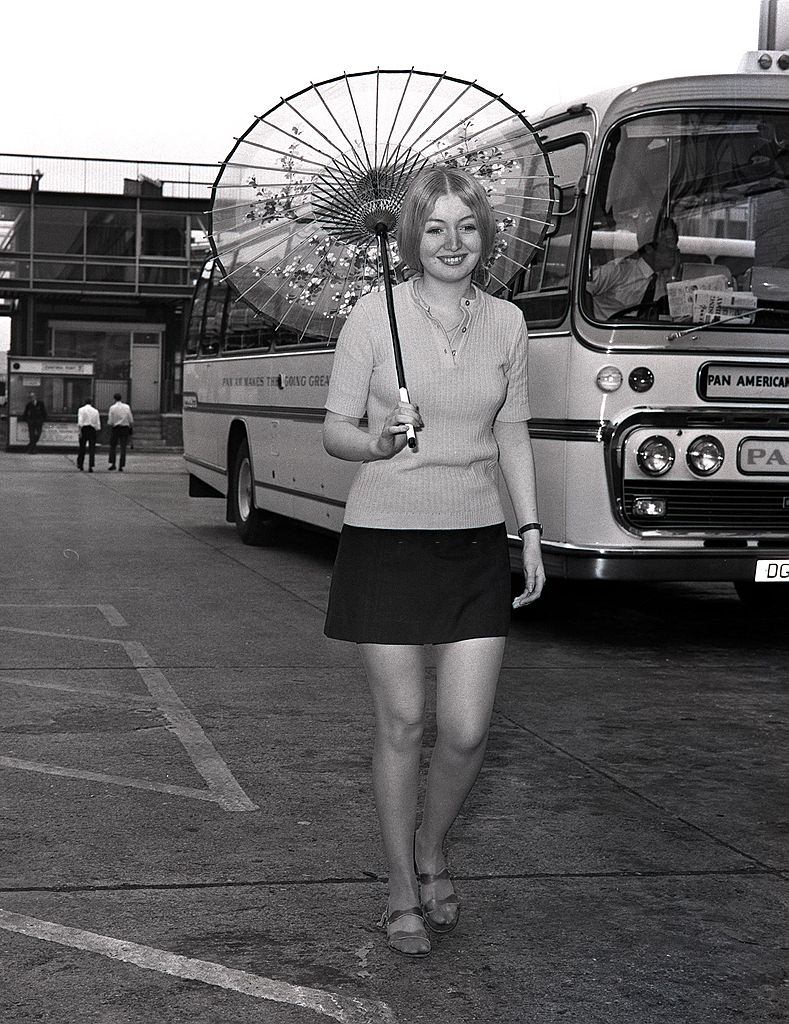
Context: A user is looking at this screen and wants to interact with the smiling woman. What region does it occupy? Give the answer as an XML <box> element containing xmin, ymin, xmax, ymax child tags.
<box><xmin>322</xmin><ymin>166</ymin><xmax>545</xmax><ymax>958</ymax></box>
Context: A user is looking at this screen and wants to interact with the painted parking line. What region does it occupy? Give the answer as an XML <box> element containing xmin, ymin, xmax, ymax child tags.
<box><xmin>0</xmin><ymin>604</ymin><xmax>128</xmax><ymax>626</ymax></box>
<box><xmin>0</xmin><ymin>626</ymin><xmax>257</xmax><ymax>812</ymax></box>
<box><xmin>0</xmin><ymin>908</ymin><xmax>398</xmax><ymax>1024</ymax></box>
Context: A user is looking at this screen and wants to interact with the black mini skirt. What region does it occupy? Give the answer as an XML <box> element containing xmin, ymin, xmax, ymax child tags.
<box><xmin>324</xmin><ymin>522</ymin><xmax>511</xmax><ymax>645</ymax></box>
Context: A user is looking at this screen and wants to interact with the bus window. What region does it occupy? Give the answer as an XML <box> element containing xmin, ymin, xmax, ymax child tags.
<box><xmin>184</xmin><ymin>260</ymin><xmax>214</xmax><ymax>356</ymax></box>
<box><xmin>224</xmin><ymin>299</ymin><xmax>273</xmax><ymax>352</ymax></box>
<box><xmin>513</xmin><ymin>138</ymin><xmax>587</xmax><ymax>328</ymax></box>
<box><xmin>583</xmin><ymin>110</ymin><xmax>789</xmax><ymax>332</ymax></box>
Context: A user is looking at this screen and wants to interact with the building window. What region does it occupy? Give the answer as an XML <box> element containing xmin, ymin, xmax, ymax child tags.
<box><xmin>141</xmin><ymin>212</ymin><xmax>187</xmax><ymax>257</ymax></box>
<box><xmin>34</xmin><ymin>207</ymin><xmax>85</xmax><ymax>255</ymax></box>
<box><xmin>85</xmin><ymin>210</ymin><xmax>135</xmax><ymax>257</ymax></box>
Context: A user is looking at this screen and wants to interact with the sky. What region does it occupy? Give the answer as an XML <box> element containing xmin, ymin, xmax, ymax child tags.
<box><xmin>4</xmin><ymin>0</ymin><xmax>764</xmax><ymax>167</ymax></box>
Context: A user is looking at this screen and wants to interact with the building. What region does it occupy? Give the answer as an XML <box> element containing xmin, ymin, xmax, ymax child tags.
<box><xmin>0</xmin><ymin>152</ymin><xmax>215</xmax><ymax>447</ymax></box>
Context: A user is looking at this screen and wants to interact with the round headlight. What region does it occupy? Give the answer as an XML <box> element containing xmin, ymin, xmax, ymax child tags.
<box><xmin>637</xmin><ymin>435</ymin><xmax>675</xmax><ymax>476</ymax></box>
<box><xmin>686</xmin><ymin>435</ymin><xmax>724</xmax><ymax>476</ymax></box>
<box><xmin>596</xmin><ymin>366</ymin><xmax>623</xmax><ymax>392</ymax></box>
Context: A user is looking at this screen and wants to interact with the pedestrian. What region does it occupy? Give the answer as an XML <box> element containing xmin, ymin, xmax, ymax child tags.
<box><xmin>76</xmin><ymin>397</ymin><xmax>101</xmax><ymax>472</ymax></box>
<box><xmin>322</xmin><ymin>167</ymin><xmax>545</xmax><ymax>958</ymax></box>
<box><xmin>22</xmin><ymin>391</ymin><xmax>47</xmax><ymax>451</ymax></box>
<box><xmin>107</xmin><ymin>392</ymin><xmax>134</xmax><ymax>472</ymax></box>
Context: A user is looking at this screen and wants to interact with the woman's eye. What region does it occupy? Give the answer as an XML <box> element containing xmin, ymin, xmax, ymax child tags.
<box><xmin>462</xmin><ymin>224</ymin><xmax>478</xmax><ymax>232</ymax></box>
<box><xmin>425</xmin><ymin>227</ymin><xmax>443</xmax><ymax>235</ymax></box>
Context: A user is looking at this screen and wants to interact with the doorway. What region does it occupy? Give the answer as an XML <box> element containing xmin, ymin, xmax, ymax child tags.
<box><xmin>131</xmin><ymin>333</ymin><xmax>161</xmax><ymax>411</ymax></box>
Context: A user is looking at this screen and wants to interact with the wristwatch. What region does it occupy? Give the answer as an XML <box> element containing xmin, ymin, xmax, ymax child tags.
<box><xmin>517</xmin><ymin>522</ymin><xmax>543</xmax><ymax>538</ymax></box>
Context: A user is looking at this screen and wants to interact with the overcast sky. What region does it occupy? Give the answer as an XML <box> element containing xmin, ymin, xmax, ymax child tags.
<box><xmin>4</xmin><ymin>0</ymin><xmax>763</xmax><ymax>167</ymax></box>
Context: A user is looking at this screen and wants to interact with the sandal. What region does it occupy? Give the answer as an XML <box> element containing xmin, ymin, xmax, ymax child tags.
<box><xmin>377</xmin><ymin>906</ymin><xmax>432</xmax><ymax>957</ymax></box>
<box><xmin>417</xmin><ymin>868</ymin><xmax>461</xmax><ymax>934</ymax></box>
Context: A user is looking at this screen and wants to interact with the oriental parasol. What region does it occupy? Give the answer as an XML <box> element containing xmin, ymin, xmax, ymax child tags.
<box><xmin>209</xmin><ymin>69</ymin><xmax>555</xmax><ymax>448</ymax></box>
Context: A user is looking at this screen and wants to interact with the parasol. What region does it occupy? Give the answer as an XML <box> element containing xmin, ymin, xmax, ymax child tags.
<box><xmin>209</xmin><ymin>69</ymin><xmax>555</xmax><ymax>447</ymax></box>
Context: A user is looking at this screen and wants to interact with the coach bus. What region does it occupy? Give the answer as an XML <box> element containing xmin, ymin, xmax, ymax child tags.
<box><xmin>183</xmin><ymin>60</ymin><xmax>789</xmax><ymax>605</ymax></box>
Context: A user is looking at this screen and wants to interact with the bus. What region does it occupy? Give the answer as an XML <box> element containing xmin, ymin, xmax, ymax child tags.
<box><xmin>183</xmin><ymin>57</ymin><xmax>789</xmax><ymax>605</ymax></box>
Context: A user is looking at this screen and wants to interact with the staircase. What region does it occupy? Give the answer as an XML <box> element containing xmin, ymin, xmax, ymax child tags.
<box><xmin>128</xmin><ymin>414</ymin><xmax>182</xmax><ymax>452</ymax></box>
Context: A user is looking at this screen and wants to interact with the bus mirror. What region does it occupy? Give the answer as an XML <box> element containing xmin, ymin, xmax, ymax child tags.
<box><xmin>545</xmin><ymin>184</ymin><xmax>579</xmax><ymax>238</ymax></box>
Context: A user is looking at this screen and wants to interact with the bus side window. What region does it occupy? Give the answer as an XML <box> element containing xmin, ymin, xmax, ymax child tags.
<box><xmin>513</xmin><ymin>136</ymin><xmax>588</xmax><ymax>329</ymax></box>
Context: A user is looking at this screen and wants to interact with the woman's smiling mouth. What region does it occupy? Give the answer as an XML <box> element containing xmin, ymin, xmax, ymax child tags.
<box><xmin>436</xmin><ymin>254</ymin><xmax>467</xmax><ymax>266</ymax></box>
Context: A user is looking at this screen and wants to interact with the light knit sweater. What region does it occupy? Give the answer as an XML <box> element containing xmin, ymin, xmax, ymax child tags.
<box><xmin>325</xmin><ymin>276</ymin><xmax>530</xmax><ymax>530</ymax></box>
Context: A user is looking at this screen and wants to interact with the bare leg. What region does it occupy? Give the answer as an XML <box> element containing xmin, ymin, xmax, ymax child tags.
<box><xmin>415</xmin><ymin>636</ymin><xmax>506</xmax><ymax>923</ymax></box>
<box><xmin>359</xmin><ymin>643</ymin><xmax>427</xmax><ymax>940</ymax></box>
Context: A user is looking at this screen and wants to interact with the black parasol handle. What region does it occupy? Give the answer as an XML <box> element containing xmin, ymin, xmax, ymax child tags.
<box><xmin>376</xmin><ymin>223</ymin><xmax>416</xmax><ymax>450</ymax></box>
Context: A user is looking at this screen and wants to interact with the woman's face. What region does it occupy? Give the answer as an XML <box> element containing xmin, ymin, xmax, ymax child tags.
<box><xmin>418</xmin><ymin>193</ymin><xmax>482</xmax><ymax>286</ymax></box>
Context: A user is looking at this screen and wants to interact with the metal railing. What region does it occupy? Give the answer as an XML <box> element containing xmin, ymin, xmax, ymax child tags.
<box><xmin>0</xmin><ymin>153</ymin><xmax>217</xmax><ymax>199</ymax></box>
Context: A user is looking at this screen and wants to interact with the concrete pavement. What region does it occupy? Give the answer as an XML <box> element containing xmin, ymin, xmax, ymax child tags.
<box><xmin>0</xmin><ymin>451</ymin><xmax>785</xmax><ymax>1023</ymax></box>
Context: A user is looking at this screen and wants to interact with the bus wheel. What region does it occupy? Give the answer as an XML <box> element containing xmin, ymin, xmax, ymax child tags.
<box><xmin>231</xmin><ymin>439</ymin><xmax>276</xmax><ymax>545</ymax></box>
<box><xmin>733</xmin><ymin>581</ymin><xmax>789</xmax><ymax>610</ymax></box>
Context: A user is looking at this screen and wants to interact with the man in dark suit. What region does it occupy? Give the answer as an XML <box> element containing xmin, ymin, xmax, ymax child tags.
<box><xmin>23</xmin><ymin>392</ymin><xmax>47</xmax><ymax>451</ymax></box>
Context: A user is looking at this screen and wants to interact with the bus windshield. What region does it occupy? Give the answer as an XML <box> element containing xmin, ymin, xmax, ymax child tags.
<box><xmin>583</xmin><ymin>109</ymin><xmax>789</xmax><ymax>336</ymax></box>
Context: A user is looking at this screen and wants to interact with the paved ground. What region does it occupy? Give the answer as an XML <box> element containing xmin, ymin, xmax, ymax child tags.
<box><xmin>0</xmin><ymin>451</ymin><xmax>786</xmax><ymax>1023</ymax></box>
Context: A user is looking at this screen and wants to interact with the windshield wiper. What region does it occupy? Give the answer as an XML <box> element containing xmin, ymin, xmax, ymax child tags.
<box><xmin>667</xmin><ymin>307</ymin><xmax>788</xmax><ymax>341</ymax></box>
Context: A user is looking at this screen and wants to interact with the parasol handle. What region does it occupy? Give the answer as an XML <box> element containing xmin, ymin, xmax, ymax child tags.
<box><xmin>376</xmin><ymin>223</ymin><xmax>416</xmax><ymax>450</ymax></box>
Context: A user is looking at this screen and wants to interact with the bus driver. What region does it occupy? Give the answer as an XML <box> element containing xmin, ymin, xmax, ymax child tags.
<box><xmin>588</xmin><ymin>215</ymin><xmax>681</xmax><ymax>321</ymax></box>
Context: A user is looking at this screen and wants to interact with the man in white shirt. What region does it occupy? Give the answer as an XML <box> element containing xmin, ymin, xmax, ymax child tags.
<box><xmin>76</xmin><ymin>398</ymin><xmax>101</xmax><ymax>472</ymax></box>
<box><xmin>107</xmin><ymin>393</ymin><xmax>134</xmax><ymax>472</ymax></box>
<box><xmin>587</xmin><ymin>218</ymin><xmax>681</xmax><ymax>321</ymax></box>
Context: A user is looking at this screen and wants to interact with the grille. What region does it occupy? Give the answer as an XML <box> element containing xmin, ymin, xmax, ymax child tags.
<box><xmin>623</xmin><ymin>480</ymin><xmax>789</xmax><ymax>531</ymax></box>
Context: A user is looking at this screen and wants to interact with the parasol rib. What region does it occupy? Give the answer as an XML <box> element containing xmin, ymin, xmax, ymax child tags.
<box><xmin>229</xmin><ymin>140</ymin><xmax>326</xmax><ymax>170</ymax></box>
<box><xmin>378</xmin><ymin>73</ymin><xmax>447</xmax><ymax>177</ymax></box>
<box><xmin>324</xmin><ymin>251</ymin><xmax>360</xmax><ymax>339</ymax></box>
<box><xmin>309</xmin><ymin>82</ymin><xmax>369</xmax><ymax>175</ymax></box>
<box><xmin>381</xmin><ymin>68</ymin><xmax>415</xmax><ymax>166</ymax></box>
<box><xmin>281</xmin><ymin>98</ymin><xmax>369</xmax><ymax>181</ymax></box>
<box><xmin>235</xmin><ymin>230</ymin><xmax>330</xmax><ymax>308</ymax></box>
<box><xmin>240</xmin><ymin>126</ymin><xmax>337</xmax><ymax>167</ymax></box>
<box><xmin>220</xmin><ymin>228</ymin><xmax>319</xmax><ymax>283</ymax></box>
<box><xmin>425</xmin><ymin>111</ymin><xmax>528</xmax><ymax>161</ymax></box>
<box><xmin>218</xmin><ymin>161</ymin><xmax>322</xmax><ymax>177</ymax></box>
<box><xmin>211</xmin><ymin>217</ymin><xmax>318</xmax><ymax>264</ymax></box>
<box><xmin>209</xmin><ymin>187</ymin><xmax>312</xmax><ymax>218</ymax></box>
<box><xmin>407</xmin><ymin>91</ymin><xmax>502</xmax><ymax>159</ymax></box>
<box><xmin>497</xmin><ymin>229</ymin><xmax>545</xmax><ymax>250</ymax></box>
<box><xmin>388</xmin><ymin>75</ymin><xmax>469</xmax><ymax>167</ymax></box>
<box><xmin>343</xmin><ymin>73</ymin><xmax>373</xmax><ymax>171</ymax></box>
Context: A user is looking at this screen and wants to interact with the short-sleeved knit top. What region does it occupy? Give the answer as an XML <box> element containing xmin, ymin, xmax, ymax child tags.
<box><xmin>325</xmin><ymin>276</ymin><xmax>530</xmax><ymax>530</ymax></box>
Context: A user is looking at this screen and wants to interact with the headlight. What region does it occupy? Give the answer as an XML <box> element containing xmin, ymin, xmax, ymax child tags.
<box><xmin>636</xmin><ymin>436</ymin><xmax>675</xmax><ymax>476</ymax></box>
<box><xmin>596</xmin><ymin>366</ymin><xmax>623</xmax><ymax>392</ymax></box>
<box><xmin>686</xmin><ymin>435</ymin><xmax>724</xmax><ymax>476</ymax></box>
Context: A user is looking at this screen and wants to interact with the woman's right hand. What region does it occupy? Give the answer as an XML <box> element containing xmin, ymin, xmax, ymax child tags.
<box><xmin>371</xmin><ymin>401</ymin><xmax>424</xmax><ymax>459</ymax></box>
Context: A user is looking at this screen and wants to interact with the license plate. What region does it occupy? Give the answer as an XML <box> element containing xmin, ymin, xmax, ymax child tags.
<box><xmin>755</xmin><ymin>559</ymin><xmax>789</xmax><ymax>582</ymax></box>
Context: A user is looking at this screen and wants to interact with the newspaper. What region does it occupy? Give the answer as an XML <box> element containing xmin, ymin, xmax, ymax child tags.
<box><xmin>691</xmin><ymin>289</ymin><xmax>758</xmax><ymax>325</ymax></box>
<box><xmin>666</xmin><ymin>275</ymin><xmax>729</xmax><ymax>320</ymax></box>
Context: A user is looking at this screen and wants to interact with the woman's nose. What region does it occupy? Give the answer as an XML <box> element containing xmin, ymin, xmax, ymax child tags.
<box><xmin>444</xmin><ymin>228</ymin><xmax>461</xmax><ymax>250</ymax></box>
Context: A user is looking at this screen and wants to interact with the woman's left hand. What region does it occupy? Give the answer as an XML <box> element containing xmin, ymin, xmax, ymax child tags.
<box><xmin>512</xmin><ymin>532</ymin><xmax>546</xmax><ymax>609</ymax></box>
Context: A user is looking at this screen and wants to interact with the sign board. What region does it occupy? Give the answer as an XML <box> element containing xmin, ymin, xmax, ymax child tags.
<box><xmin>699</xmin><ymin>363</ymin><xmax>789</xmax><ymax>403</ymax></box>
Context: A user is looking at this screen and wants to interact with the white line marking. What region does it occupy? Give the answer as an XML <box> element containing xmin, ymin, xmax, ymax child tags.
<box><xmin>0</xmin><ymin>908</ymin><xmax>397</xmax><ymax>1024</ymax></box>
<box><xmin>0</xmin><ymin>630</ymin><xmax>257</xmax><ymax>812</ymax></box>
<box><xmin>0</xmin><ymin>757</ymin><xmax>220</xmax><ymax>803</ymax></box>
<box><xmin>0</xmin><ymin>604</ymin><xmax>129</xmax><ymax>626</ymax></box>
<box><xmin>123</xmin><ymin>642</ymin><xmax>258</xmax><ymax>812</ymax></box>
<box><xmin>0</xmin><ymin>675</ymin><xmax>152</xmax><ymax>705</ymax></box>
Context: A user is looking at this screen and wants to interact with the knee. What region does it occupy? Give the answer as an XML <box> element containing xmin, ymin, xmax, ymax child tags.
<box><xmin>376</xmin><ymin>707</ymin><xmax>425</xmax><ymax>751</ymax></box>
<box><xmin>438</xmin><ymin>721</ymin><xmax>489</xmax><ymax>759</ymax></box>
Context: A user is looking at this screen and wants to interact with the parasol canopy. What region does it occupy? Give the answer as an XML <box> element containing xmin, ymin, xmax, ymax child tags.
<box><xmin>209</xmin><ymin>69</ymin><xmax>555</xmax><ymax>344</ymax></box>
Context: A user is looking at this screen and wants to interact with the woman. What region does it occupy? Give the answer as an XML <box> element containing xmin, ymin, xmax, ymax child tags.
<box><xmin>323</xmin><ymin>167</ymin><xmax>545</xmax><ymax>957</ymax></box>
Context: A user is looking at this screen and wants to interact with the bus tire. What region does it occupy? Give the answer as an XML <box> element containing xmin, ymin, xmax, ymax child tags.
<box><xmin>733</xmin><ymin>581</ymin><xmax>789</xmax><ymax>610</ymax></box>
<box><xmin>231</xmin><ymin>439</ymin><xmax>276</xmax><ymax>546</ymax></box>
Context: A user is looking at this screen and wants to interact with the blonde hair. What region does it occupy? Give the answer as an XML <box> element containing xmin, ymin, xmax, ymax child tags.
<box><xmin>396</xmin><ymin>167</ymin><xmax>496</xmax><ymax>286</ymax></box>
